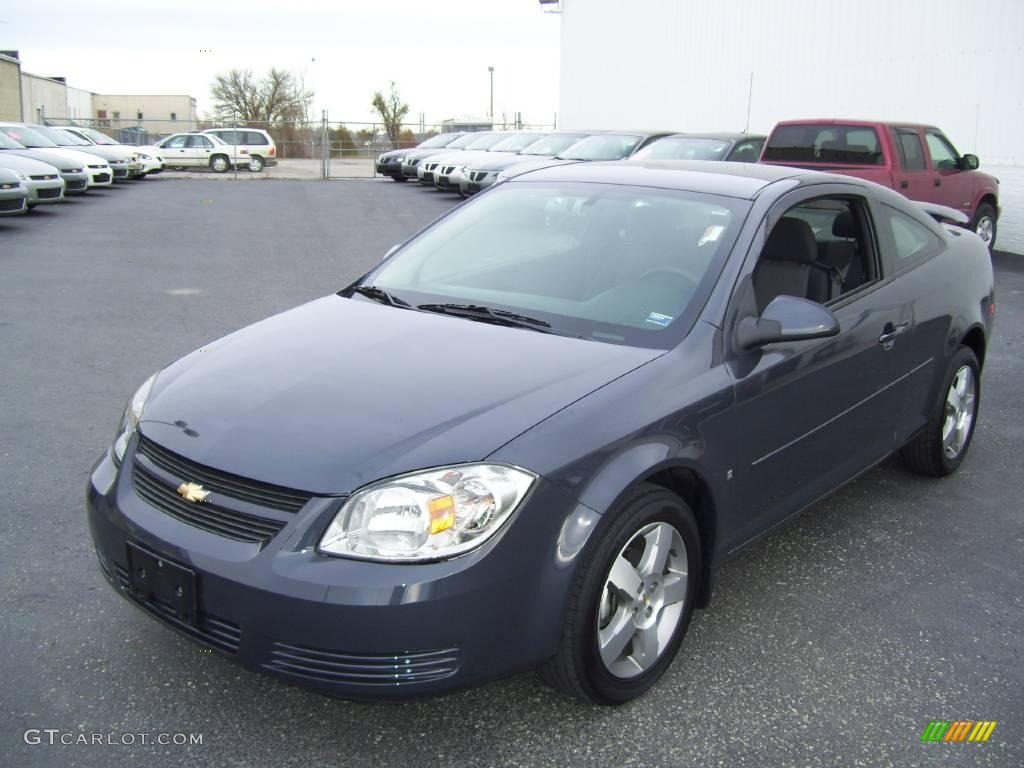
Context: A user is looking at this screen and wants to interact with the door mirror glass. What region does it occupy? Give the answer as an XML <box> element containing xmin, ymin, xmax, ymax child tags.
<box><xmin>960</xmin><ymin>153</ymin><xmax>979</xmax><ymax>171</ymax></box>
<box><xmin>736</xmin><ymin>295</ymin><xmax>840</xmax><ymax>350</ymax></box>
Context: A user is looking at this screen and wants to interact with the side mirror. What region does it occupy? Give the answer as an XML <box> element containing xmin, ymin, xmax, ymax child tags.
<box><xmin>382</xmin><ymin>243</ymin><xmax>402</xmax><ymax>261</ymax></box>
<box><xmin>960</xmin><ymin>153</ymin><xmax>979</xmax><ymax>171</ymax></box>
<box><xmin>736</xmin><ymin>295</ymin><xmax>840</xmax><ymax>350</ymax></box>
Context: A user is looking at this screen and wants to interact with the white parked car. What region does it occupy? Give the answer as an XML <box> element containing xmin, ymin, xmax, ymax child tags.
<box><xmin>0</xmin><ymin>168</ymin><xmax>28</xmax><ymax>216</ymax></box>
<box><xmin>0</xmin><ymin>125</ymin><xmax>92</xmax><ymax>194</ymax></box>
<box><xmin>202</xmin><ymin>128</ymin><xmax>276</xmax><ymax>171</ymax></box>
<box><xmin>32</xmin><ymin>124</ymin><xmax>135</xmax><ymax>181</ymax></box>
<box><xmin>155</xmin><ymin>133</ymin><xmax>248</xmax><ymax>173</ymax></box>
<box><xmin>54</xmin><ymin>126</ymin><xmax>164</xmax><ymax>177</ymax></box>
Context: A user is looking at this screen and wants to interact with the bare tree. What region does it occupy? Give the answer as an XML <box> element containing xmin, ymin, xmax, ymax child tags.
<box><xmin>210</xmin><ymin>68</ymin><xmax>313</xmax><ymax>126</ymax></box>
<box><xmin>371</xmin><ymin>82</ymin><xmax>410</xmax><ymax>145</ymax></box>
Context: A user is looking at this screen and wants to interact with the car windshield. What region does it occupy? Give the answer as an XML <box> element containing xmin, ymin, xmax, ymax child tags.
<box><xmin>634</xmin><ymin>138</ymin><xmax>731</xmax><ymax>161</ymax></box>
<box><xmin>559</xmin><ymin>134</ymin><xmax>643</xmax><ymax>161</ymax></box>
<box><xmin>447</xmin><ymin>132</ymin><xmax>492</xmax><ymax>149</ymax></box>
<box><xmin>0</xmin><ymin>125</ymin><xmax>58</xmax><ymax>148</ymax></box>
<box><xmin>80</xmin><ymin>128</ymin><xmax>119</xmax><ymax>145</ymax></box>
<box><xmin>0</xmin><ymin>132</ymin><xmax>27</xmax><ymax>150</ymax></box>
<box><xmin>489</xmin><ymin>133</ymin><xmax>547</xmax><ymax>152</ymax></box>
<box><xmin>420</xmin><ymin>134</ymin><xmax>460</xmax><ymax>148</ymax></box>
<box><xmin>466</xmin><ymin>133</ymin><xmax>507</xmax><ymax>150</ymax></box>
<box><xmin>364</xmin><ymin>182</ymin><xmax>748</xmax><ymax>348</ymax></box>
<box><xmin>36</xmin><ymin>126</ymin><xmax>91</xmax><ymax>146</ymax></box>
<box><xmin>520</xmin><ymin>133</ymin><xmax>590</xmax><ymax>156</ymax></box>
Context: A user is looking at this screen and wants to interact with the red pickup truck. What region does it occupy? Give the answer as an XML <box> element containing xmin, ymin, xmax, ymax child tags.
<box><xmin>760</xmin><ymin>119</ymin><xmax>1000</xmax><ymax>251</ymax></box>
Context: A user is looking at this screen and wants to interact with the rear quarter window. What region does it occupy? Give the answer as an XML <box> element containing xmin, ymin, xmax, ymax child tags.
<box><xmin>764</xmin><ymin>124</ymin><xmax>884</xmax><ymax>165</ymax></box>
<box><xmin>244</xmin><ymin>131</ymin><xmax>269</xmax><ymax>145</ymax></box>
<box><xmin>880</xmin><ymin>204</ymin><xmax>943</xmax><ymax>271</ymax></box>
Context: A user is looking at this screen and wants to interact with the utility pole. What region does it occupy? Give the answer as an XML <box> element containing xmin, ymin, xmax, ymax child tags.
<box><xmin>488</xmin><ymin>66</ymin><xmax>494</xmax><ymax>124</ymax></box>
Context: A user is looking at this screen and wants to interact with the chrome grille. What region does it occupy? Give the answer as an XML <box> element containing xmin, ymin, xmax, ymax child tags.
<box><xmin>265</xmin><ymin>643</ymin><xmax>461</xmax><ymax>687</ymax></box>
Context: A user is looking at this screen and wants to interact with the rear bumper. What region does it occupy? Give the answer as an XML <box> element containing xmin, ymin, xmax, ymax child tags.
<box><xmin>86</xmin><ymin>443</ymin><xmax>581</xmax><ymax>700</ymax></box>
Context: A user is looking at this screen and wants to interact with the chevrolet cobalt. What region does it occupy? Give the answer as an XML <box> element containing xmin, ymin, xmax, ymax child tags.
<box><xmin>88</xmin><ymin>161</ymin><xmax>993</xmax><ymax>704</ymax></box>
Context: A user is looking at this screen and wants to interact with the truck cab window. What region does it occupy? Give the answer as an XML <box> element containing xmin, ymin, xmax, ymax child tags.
<box><xmin>894</xmin><ymin>129</ymin><xmax>926</xmax><ymax>171</ymax></box>
<box><xmin>925</xmin><ymin>131</ymin><xmax>959</xmax><ymax>170</ymax></box>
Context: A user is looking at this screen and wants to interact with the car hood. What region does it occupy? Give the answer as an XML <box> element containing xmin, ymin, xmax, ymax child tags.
<box><xmin>402</xmin><ymin>146</ymin><xmax>459</xmax><ymax>161</ymax></box>
<box><xmin>467</xmin><ymin>153</ymin><xmax>559</xmax><ymax>172</ymax></box>
<box><xmin>5</xmin><ymin>148</ymin><xmax>95</xmax><ymax>171</ymax></box>
<box><xmin>62</xmin><ymin>145</ymin><xmax>132</xmax><ymax>162</ymax></box>
<box><xmin>0</xmin><ymin>151</ymin><xmax>61</xmax><ymax>175</ymax></box>
<box><xmin>140</xmin><ymin>295</ymin><xmax>661</xmax><ymax>495</ymax></box>
<box><xmin>502</xmin><ymin>158</ymin><xmax>576</xmax><ymax>178</ymax></box>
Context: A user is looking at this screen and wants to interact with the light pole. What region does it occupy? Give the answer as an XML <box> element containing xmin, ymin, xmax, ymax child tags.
<box><xmin>488</xmin><ymin>66</ymin><xmax>494</xmax><ymax>124</ymax></box>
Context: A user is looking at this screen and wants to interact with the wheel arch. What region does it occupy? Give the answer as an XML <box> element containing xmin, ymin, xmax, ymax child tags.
<box><xmin>961</xmin><ymin>324</ymin><xmax>987</xmax><ymax>369</ymax></box>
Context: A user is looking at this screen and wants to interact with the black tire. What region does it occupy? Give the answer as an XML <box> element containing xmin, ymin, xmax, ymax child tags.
<box><xmin>971</xmin><ymin>203</ymin><xmax>997</xmax><ymax>253</ymax></box>
<box><xmin>390</xmin><ymin>174</ymin><xmax>407</xmax><ymax>182</ymax></box>
<box><xmin>248</xmin><ymin>155</ymin><xmax>265</xmax><ymax>172</ymax></box>
<box><xmin>900</xmin><ymin>346</ymin><xmax>980</xmax><ymax>476</ymax></box>
<box><xmin>539</xmin><ymin>483</ymin><xmax>701</xmax><ymax>704</ymax></box>
<box><xmin>209</xmin><ymin>155</ymin><xmax>230</xmax><ymax>173</ymax></box>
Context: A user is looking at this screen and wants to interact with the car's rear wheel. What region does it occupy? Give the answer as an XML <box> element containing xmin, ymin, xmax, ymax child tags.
<box><xmin>210</xmin><ymin>155</ymin><xmax>230</xmax><ymax>173</ymax></box>
<box><xmin>901</xmin><ymin>346</ymin><xmax>980</xmax><ymax>476</ymax></box>
<box><xmin>248</xmin><ymin>155</ymin><xmax>265</xmax><ymax>172</ymax></box>
<box><xmin>539</xmin><ymin>483</ymin><xmax>700</xmax><ymax>704</ymax></box>
<box><xmin>972</xmin><ymin>203</ymin><xmax>997</xmax><ymax>253</ymax></box>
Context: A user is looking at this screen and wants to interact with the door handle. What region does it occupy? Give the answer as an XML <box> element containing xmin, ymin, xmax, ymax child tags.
<box><xmin>934</xmin><ymin>178</ymin><xmax>941</xmax><ymax>187</ymax></box>
<box><xmin>878</xmin><ymin>323</ymin><xmax>909</xmax><ymax>350</ymax></box>
<box><xmin>900</xmin><ymin>180</ymin><xmax>909</xmax><ymax>189</ymax></box>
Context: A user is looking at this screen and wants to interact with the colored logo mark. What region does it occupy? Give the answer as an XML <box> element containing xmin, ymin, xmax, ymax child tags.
<box><xmin>920</xmin><ymin>720</ymin><xmax>997</xmax><ymax>742</ymax></box>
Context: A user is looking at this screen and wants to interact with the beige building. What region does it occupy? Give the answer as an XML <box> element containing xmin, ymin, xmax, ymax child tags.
<box><xmin>20</xmin><ymin>71</ymin><xmax>71</xmax><ymax>123</ymax></box>
<box><xmin>0</xmin><ymin>52</ymin><xmax>22</xmax><ymax>121</ymax></box>
<box><xmin>92</xmin><ymin>94</ymin><xmax>198</xmax><ymax>134</ymax></box>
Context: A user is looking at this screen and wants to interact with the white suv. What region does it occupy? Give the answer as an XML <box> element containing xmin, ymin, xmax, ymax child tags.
<box><xmin>201</xmin><ymin>128</ymin><xmax>277</xmax><ymax>171</ymax></box>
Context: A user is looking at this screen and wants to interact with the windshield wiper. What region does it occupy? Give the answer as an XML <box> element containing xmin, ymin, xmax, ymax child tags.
<box><xmin>351</xmin><ymin>285</ymin><xmax>413</xmax><ymax>308</ymax></box>
<box><xmin>417</xmin><ymin>303</ymin><xmax>552</xmax><ymax>331</ymax></box>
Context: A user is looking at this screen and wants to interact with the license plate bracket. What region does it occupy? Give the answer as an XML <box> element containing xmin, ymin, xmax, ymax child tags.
<box><xmin>126</xmin><ymin>543</ymin><xmax>198</xmax><ymax>626</ymax></box>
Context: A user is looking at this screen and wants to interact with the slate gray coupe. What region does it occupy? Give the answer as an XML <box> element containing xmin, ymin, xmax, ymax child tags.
<box><xmin>88</xmin><ymin>161</ymin><xmax>993</xmax><ymax>704</ymax></box>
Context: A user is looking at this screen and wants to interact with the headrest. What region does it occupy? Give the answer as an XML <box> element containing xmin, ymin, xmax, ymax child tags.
<box><xmin>832</xmin><ymin>209</ymin><xmax>858</xmax><ymax>239</ymax></box>
<box><xmin>763</xmin><ymin>217</ymin><xmax>817</xmax><ymax>264</ymax></box>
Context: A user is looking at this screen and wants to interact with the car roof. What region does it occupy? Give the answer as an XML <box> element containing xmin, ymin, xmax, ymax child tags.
<box><xmin>511</xmin><ymin>159</ymin><xmax>848</xmax><ymax>199</ymax></box>
<box><xmin>598</xmin><ymin>130</ymin><xmax>675</xmax><ymax>138</ymax></box>
<box><xmin>772</xmin><ymin>118</ymin><xmax>940</xmax><ymax>131</ymax></box>
<box><xmin>660</xmin><ymin>132</ymin><xmax>767</xmax><ymax>142</ymax></box>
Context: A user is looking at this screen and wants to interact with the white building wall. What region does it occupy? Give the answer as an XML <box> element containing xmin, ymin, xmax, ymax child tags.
<box><xmin>558</xmin><ymin>0</ymin><xmax>1024</xmax><ymax>253</ymax></box>
<box><xmin>66</xmin><ymin>86</ymin><xmax>94</xmax><ymax>121</ymax></box>
<box><xmin>20</xmin><ymin>73</ymin><xmax>68</xmax><ymax>122</ymax></box>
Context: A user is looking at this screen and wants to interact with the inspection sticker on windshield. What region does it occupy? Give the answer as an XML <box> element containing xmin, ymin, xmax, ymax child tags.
<box><xmin>645</xmin><ymin>312</ymin><xmax>674</xmax><ymax>327</ymax></box>
<box><xmin>699</xmin><ymin>224</ymin><xmax>725</xmax><ymax>247</ymax></box>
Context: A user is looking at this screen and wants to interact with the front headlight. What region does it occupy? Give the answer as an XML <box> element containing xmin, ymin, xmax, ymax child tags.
<box><xmin>137</xmin><ymin>153</ymin><xmax>151</xmax><ymax>160</ymax></box>
<box><xmin>319</xmin><ymin>464</ymin><xmax>535</xmax><ymax>562</ymax></box>
<box><xmin>111</xmin><ymin>373</ymin><xmax>158</xmax><ymax>465</ymax></box>
<box><xmin>392</xmin><ymin>156</ymin><xmax>405</xmax><ymax>164</ymax></box>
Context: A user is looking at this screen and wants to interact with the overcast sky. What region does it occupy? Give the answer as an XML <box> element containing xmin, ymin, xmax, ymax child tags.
<box><xmin>2</xmin><ymin>0</ymin><xmax>561</xmax><ymax>127</ymax></box>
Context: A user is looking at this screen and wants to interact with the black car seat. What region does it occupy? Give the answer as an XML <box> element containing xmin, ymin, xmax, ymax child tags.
<box><xmin>818</xmin><ymin>208</ymin><xmax>867</xmax><ymax>292</ymax></box>
<box><xmin>753</xmin><ymin>217</ymin><xmax>837</xmax><ymax>312</ymax></box>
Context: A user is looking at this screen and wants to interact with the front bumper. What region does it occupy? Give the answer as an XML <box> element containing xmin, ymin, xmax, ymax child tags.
<box><xmin>0</xmin><ymin>186</ymin><xmax>28</xmax><ymax>215</ymax></box>
<box><xmin>375</xmin><ymin>159</ymin><xmax>405</xmax><ymax>176</ymax></box>
<box><xmin>60</xmin><ymin>171</ymin><xmax>90</xmax><ymax>194</ymax></box>
<box><xmin>25</xmin><ymin>177</ymin><xmax>64</xmax><ymax>205</ymax></box>
<box><xmin>86</xmin><ymin>165</ymin><xmax>114</xmax><ymax>187</ymax></box>
<box><xmin>434</xmin><ymin>165</ymin><xmax>465</xmax><ymax>191</ymax></box>
<box><xmin>459</xmin><ymin>171</ymin><xmax>498</xmax><ymax>196</ymax></box>
<box><xmin>401</xmin><ymin>159</ymin><xmax>422</xmax><ymax>178</ymax></box>
<box><xmin>417</xmin><ymin>162</ymin><xmax>439</xmax><ymax>185</ymax></box>
<box><xmin>86</xmin><ymin>440</ymin><xmax>581</xmax><ymax>700</ymax></box>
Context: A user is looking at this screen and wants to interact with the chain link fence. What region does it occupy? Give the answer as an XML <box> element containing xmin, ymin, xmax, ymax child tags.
<box><xmin>41</xmin><ymin>115</ymin><xmax>557</xmax><ymax>178</ymax></box>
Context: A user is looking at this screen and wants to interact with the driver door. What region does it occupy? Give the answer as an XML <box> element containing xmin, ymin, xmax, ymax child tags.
<box><xmin>720</xmin><ymin>187</ymin><xmax>914</xmax><ymax>548</ymax></box>
<box><xmin>184</xmin><ymin>135</ymin><xmax>214</xmax><ymax>167</ymax></box>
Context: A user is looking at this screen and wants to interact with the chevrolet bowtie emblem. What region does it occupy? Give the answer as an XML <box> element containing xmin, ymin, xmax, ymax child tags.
<box><xmin>176</xmin><ymin>482</ymin><xmax>210</xmax><ymax>503</ymax></box>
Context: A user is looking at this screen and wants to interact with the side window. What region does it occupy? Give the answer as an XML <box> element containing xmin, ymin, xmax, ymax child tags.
<box><xmin>752</xmin><ymin>197</ymin><xmax>878</xmax><ymax>312</ymax></box>
<box><xmin>164</xmin><ymin>135</ymin><xmax>187</xmax><ymax>148</ymax></box>
<box><xmin>245</xmin><ymin>131</ymin><xmax>269</xmax><ymax>145</ymax></box>
<box><xmin>925</xmin><ymin>131</ymin><xmax>959</xmax><ymax>170</ymax></box>
<box><xmin>186</xmin><ymin>136</ymin><xmax>211</xmax><ymax>148</ymax></box>
<box><xmin>893</xmin><ymin>129</ymin><xmax>926</xmax><ymax>171</ymax></box>
<box><xmin>727</xmin><ymin>141</ymin><xmax>760</xmax><ymax>163</ymax></box>
<box><xmin>880</xmin><ymin>204</ymin><xmax>942</xmax><ymax>270</ymax></box>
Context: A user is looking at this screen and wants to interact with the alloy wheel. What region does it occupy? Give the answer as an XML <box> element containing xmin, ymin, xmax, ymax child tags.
<box><xmin>975</xmin><ymin>216</ymin><xmax>994</xmax><ymax>246</ymax></box>
<box><xmin>596</xmin><ymin>521</ymin><xmax>687</xmax><ymax>678</ymax></box>
<box><xmin>943</xmin><ymin>365</ymin><xmax>976</xmax><ymax>459</ymax></box>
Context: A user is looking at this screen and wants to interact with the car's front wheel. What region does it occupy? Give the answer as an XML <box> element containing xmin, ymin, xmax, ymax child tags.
<box><xmin>390</xmin><ymin>174</ymin><xmax>407</xmax><ymax>182</ymax></box>
<box><xmin>901</xmin><ymin>346</ymin><xmax>980</xmax><ymax>476</ymax></box>
<box><xmin>972</xmin><ymin>203</ymin><xmax>997</xmax><ymax>253</ymax></box>
<box><xmin>210</xmin><ymin>155</ymin><xmax>230</xmax><ymax>173</ymax></box>
<box><xmin>540</xmin><ymin>483</ymin><xmax>700</xmax><ymax>704</ymax></box>
<box><xmin>248</xmin><ymin>155</ymin><xmax>265</xmax><ymax>172</ymax></box>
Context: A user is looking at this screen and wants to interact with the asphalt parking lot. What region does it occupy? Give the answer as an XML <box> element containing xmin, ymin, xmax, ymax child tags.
<box><xmin>1</xmin><ymin>178</ymin><xmax>1021</xmax><ymax>768</ymax></box>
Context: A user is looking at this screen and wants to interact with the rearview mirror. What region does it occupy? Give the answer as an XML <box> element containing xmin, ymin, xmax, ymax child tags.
<box><xmin>961</xmin><ymin>153</ymin><xmax>980</xmax><ymax>171</ymax></box>
<box><xmin>736</xmin><ymin>295</ymin><xmax>840</xmax><ymax>350</ymax></box>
